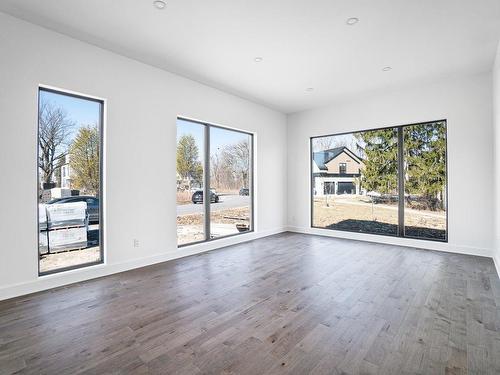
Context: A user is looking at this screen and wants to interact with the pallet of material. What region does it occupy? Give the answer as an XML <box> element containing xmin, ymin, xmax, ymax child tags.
<box><xmin>39</xmin><ymin>231</ymin><xmax>49</xmax><ymax>255</ymax></box>
<box><xmin>48</xmin><ymin>227</ymin><xmax>87</xmax><ymax>252</ymax></box>
<box><xmin>39</xmin><ymin>204</ymin><xmax>48</xmax><ymax>231</ymax></box>
<box><xmin>46</xmin><ymin>202</ymin><xmax>87</xmax><ymax>229</ymax></box>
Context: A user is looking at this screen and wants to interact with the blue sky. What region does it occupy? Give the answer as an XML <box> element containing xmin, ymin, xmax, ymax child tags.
<box><xmin>39</xmin><ymin>90</ymin><xmax>101</xmax><ymax>141</ymax></box>
<box><xmin>177</xmin><ymin>118</ymin><xmax>249</xmax><ymax>162</ymax></box>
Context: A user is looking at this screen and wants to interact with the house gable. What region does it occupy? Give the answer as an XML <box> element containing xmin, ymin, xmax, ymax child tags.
<box><xmin>325</xmin><ymin>149</ymin><xmax>364</xmax><ymax>174</ymax></box>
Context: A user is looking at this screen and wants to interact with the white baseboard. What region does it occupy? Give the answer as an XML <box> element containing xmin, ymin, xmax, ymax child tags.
<box><xmin>286</xmin><ymin>226</ymin><xmax>493</xmax><ymax>259</ymax></box>
<box><xmin>0</xmin><ymin>227</ymin><xmax>287</xmax><ymax>301</ymax></box>
<box><xmin>494</xmin><ymin>253</ymin><xmax>500</xmax><ymax>279</ymax></box>
<box><xmin>2</xmin><ymin>226</ymin><xmax>496</xmax><ymax>301</ymax></box>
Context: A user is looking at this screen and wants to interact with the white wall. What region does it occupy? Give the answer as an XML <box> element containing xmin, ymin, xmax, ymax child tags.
<box><xmin>493</xmin><ymin>42</ymin><xmax>500</xmax><ymax>274</ymax></box>
<box><xmin>0</xmin><ymin>13</ymin><xmax>287</xmax><ymax>300</ymax></box>
<box><xmin>287</xmin><ymin>72</ymin><xmax>494</xmax><ymax>257</ymax></box>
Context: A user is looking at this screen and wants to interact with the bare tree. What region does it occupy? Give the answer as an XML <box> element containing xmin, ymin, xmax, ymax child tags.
<box><xmin>38</xmin><ymin>99</ymin><xmax>74</xmax><ymax>186</ymax></box>
<box><xmin>313</xmin><ymin>135</ymin><xmax>362</xmax><ymax>155</ymax></box>
<box><xmin>210</xmin><ymin>152</ymin><xmax>223</xmax><ymax>189</ymax></box>
<box><xmin>222</xmin><ymin>140</ymin><xmax>250</xmax><ymax>189</ymax></box>
<box><xmin>208</xmin><ymin>140</ymin><xmax>251</xmax><ymax>191</ymax></box>
<box><xmin>312</xmin><ymin>137</ymin><xmax>335</xmax><ymax>152</ymax></box>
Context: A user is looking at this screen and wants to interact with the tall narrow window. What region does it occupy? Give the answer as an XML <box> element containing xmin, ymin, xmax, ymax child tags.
<box><xmin>311</xmin><ymin>120</ymin><xmax>447</xmax><ymax>242</ymax></box>
<box><xmin>176</xmin><ymin>118</ymin><xmax>253</xmax><ymax>246</ymax></box>
<box><xmin>38</xmin><ymin>87</ymin><xmax>104</xmax><ymax>274</ymax></box>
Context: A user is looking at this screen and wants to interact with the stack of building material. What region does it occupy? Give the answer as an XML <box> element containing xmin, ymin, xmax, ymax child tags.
<box><xmin>46</xmin><ymin>202</ymin><xmax>87</xmax><ymax>229</ymax></box>
<box><xmin>39</xmin><ymin>232</ymin><xmax>49</xmax><ymax>255</ymax></box>
<box><xmin>48</xmin><ymin>227</ymin><xmax>87</xmax><ymax>252</ymax></box>
<box><xmin>39</xmin><ymin>204</ymin><xmax>48</xmax><ymax>254</ymax></box>
<box><xmin>41</xmin><ymin>202</ymin><xmax>88</xmax><ymax>253</ymax></box>
<box><xmin>39</xmin><ymin>204</ymin><xmax>48</xmax><ymax>231</ymax></box>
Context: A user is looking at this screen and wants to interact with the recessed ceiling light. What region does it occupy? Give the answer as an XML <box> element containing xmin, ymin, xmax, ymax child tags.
<box><xmin>306</xmin><ymin>87</ymin><xmax>314</xmax><ymax>92</ymax></box>
<box><xmin>346</xmin><ymin>17</ymin><xmax>359</xmax><ymax>25</ymax></box>
<box><xmin>382</xmin><ymin>66</ymin><xmax>392</xmax><ymax>72</ymax></box>
<box><xmin>254</xmin><ymin>57</ymin><xmax>263</xmax><ymax>62</ymax></box>
<box><xmin>153</xmin><ymin>0</ymin><xmax>166</xmax><ymax>9</ymax></box>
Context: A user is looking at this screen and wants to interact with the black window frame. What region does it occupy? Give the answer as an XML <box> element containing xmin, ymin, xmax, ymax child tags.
<box><xmin>177</xmin><ymin>117</ymin><xmax>254</xmax><ymax>247</ymax></box>
<box><xmin>37</xmin><ymin>86</ymin><xmax>105</xmax><ymax>276</ymax></box>
<box><xmin>339</xmin><ymin>163</ymin><xmax>347</xmax><ymax>174</ymax></box>
<box><xmin>310</xmin><ymin>119</ymin><xmax>448</xmax><ymax>243</ymax></box>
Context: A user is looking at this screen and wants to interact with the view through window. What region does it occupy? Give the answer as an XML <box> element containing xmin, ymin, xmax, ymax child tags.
<box><xmin>209</xmin><ymin>126</ymin><xmax>252</xmax><ymax>239</ymax></box>
<box><xmin>176</xmin><ymin>120</ymin><xmax>205</xmax><ymax>244</ymax></box>
<box><xmin>38</xmin><ymin>88</ymin><xmax>103</xmax><ymax>274</ymax></box>
<box><xmin>311</xmin><ymin>120</ymin><xmax>447</xmax><ymax>241</ymax></box>
<box><xmin>177</xmin><ymin>118</ymin><xmax>253</xmax><ymax>246</ymax></box>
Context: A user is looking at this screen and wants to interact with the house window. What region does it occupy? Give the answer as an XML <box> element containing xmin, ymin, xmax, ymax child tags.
<box><xmin>311</xmin><ymin>120</ymin><xmax>447</xmax><ymax>242</ymax></box>
<box><xmin>176</xmin><ymin>118</ymin><xmax>253</xmax><ymax>246</ymax></box>
<box><xmin>38</xmin><ymin>87</ymin><xmax>104</xmax><ymax>275</ymax></box>
<box><xmin>339</xmin><ymin>163</ymin><xmax>347</xmax><ymax>174</ymax></box>
<box><xmin>324</xmin><ymin>182</ymin><xmax>335</xmax><ymax>195</ymax></box>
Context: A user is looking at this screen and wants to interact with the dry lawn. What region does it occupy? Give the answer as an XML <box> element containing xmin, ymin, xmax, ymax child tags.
<box><xmin>177</xmin><ymin>207</ymin><xmax>250</xmax><ymax>245</ymax></box>
<box><xmin>177</xmin><ymin>207</ymin><xmax>250</xmax><ymax>226</ymax></box>
<box><xmin>40</xmin><ymin>246</ymin><xmax>101</xmax><ymax>273</ymax></box>
<box><xmin>313</xmin><ymin>195</ymin><xmax>446</xmax><ymax>239</ymax></box>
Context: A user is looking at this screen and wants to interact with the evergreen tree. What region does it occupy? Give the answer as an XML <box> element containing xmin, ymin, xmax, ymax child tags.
<box><xmin>355</xmin><ymin>122</ymin><xmax>446</xmax><ymax>210</ymax></box>
<box><xmin>355</xmin><ymin>128</ymin><xmax>398</xmax><ymax>194</ymax></box>
<box><xmin>404</xmin><ymin>122</ymin><xmax>446</xmax><ymax>209</ymax></box>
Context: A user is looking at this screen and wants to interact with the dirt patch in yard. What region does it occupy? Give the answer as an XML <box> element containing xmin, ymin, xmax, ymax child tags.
<box><xmin>40</xmin><ymin>246</ymin><xmax>101</xmax><ymax>273</ymax></box>
<box><xmin>177</xmin><ymin>207</ymin><xmax>250</xmax><ymax>245</ymax></box>
<box><xmin>177</xmin><ymin>207</ymin><xmax>250</xmax><ymax>226</ymax></box>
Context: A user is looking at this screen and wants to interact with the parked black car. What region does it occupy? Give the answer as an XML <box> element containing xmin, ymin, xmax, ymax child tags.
<box><xmin>47</xmin><ymin>196</ymin><xmax>100</xmax><ymax>223</ymax></box>
<box><xmin>239</xmin><ymin>188</ymin><xmax>249</xmax><ymax>196</ymax></box>
<box><xmin>192</xmin><ymin>190</ymin><xmax>219</xmax><ymax>204</ymax></box>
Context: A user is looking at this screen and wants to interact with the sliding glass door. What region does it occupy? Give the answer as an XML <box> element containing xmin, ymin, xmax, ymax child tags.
<box><xmin>311</xmin><ymin>120</ymin><xmax>447</xmax><ymax>242</ymax></box>
<box><xmin>176</xmin><ymin>118</ymin><xmax>253</xmax><ymax>246</ymax></box>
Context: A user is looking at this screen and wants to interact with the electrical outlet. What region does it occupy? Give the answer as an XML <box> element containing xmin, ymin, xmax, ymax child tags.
<box><xmin>133</xmin><ymin>239</ymin><xmax>140</xmax><ymax>248</ymax></box>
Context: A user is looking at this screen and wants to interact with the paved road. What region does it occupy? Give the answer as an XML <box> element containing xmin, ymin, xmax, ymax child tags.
<box><xmin>177</xmin><ymin>194</ymin><xmax>250</xmax><ymax>215</ymax></box>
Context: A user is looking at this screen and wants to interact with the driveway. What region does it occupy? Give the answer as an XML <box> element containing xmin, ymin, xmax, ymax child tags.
<box><xmin>177</xmin><ymin>194</ymin><xmax>250</xmax><ymax>215</ymax></box>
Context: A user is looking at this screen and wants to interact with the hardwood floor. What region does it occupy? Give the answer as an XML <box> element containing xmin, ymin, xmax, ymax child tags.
<box><xmin>1</xmin><ymin>232</ymin><xmax>499</xmax><ymax>374</ymax></box>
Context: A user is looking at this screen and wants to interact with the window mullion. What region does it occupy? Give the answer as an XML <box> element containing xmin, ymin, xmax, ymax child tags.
<box><xmin>204</xmin><ymin>124</ymin><xmax>211</xmax><ymax>241</ymax></box>
<box><xmin>397</xmin><ymin>126</ymin><xmax>405</xmax><ymax>237</ymax></box>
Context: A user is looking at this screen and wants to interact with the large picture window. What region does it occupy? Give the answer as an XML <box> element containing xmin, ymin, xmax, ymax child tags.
<box><xmin>38</xmin><ymin>87</ymin><xmax>104</xmax><ymax>274</ymax></box>
<box><xmin>176</xmin><ymin>118</ymin><xmax>253</xmax><ymax>246</ymax></box>
<box><xmin>311</xmin><ymin>120</ymin><xmax>447</xmax><ymax>242</ymax></box>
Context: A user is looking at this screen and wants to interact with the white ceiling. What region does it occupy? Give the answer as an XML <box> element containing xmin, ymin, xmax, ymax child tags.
<box><xmin>1</xmin><ymin>0</ymin><xmax>500</xmax><ymax>113</ymax></box>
